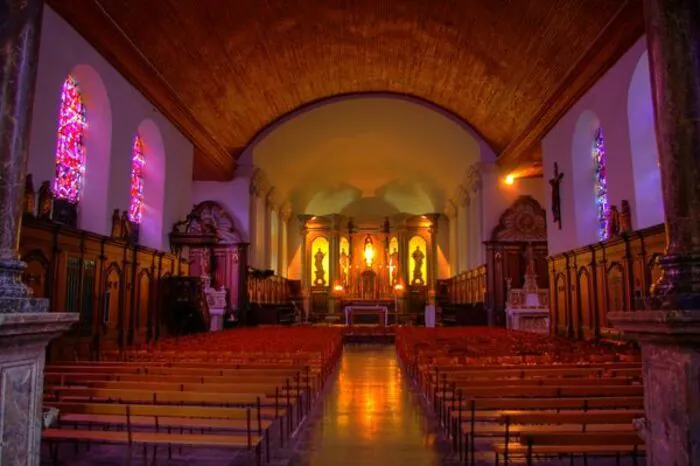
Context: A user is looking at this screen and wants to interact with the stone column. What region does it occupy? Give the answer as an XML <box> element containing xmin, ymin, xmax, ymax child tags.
<box><xmin>426</xmin><ymin>213</ymin><xmax>441</xmax><ymax>299</ymax></box>
<box><xmin>0</xmin><ymin>2</ymin><xmax>78</xmax><ymax>465</ymax></box>
<box><xmin>278</xmin><ymin>202</ymin><xmax>291</xmax><ymax>278</ymax></box>
<box><xmin>455</xmin><ymin>186</ymin><xmax>470</xmax><ymax>273</ymax></box>
<box><xmin>608</xmin><ymin>1</ymin><xmax>700</xmax><ymax>464</ymax></box>
<box><xmin>445</xmin><ymin>201</ymin><xmax>458</xmax><ymax>276</ymax></box>
<box><xmin>466</xmin><ymin>164</ymin><xmax>484</xmax><ymax>268</ymax></box>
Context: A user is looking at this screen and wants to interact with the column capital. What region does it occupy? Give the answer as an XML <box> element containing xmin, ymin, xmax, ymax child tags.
<box><xmin>266</xmin><ymin>187</ymin><xmax>281</xmax><ymax>210</ymax></box>
<box><xmin>443</xmin><ymin>200</ymin><xmax>457</xmax><ymax>219</ymax></box>
<box><xmin>464</xmin><ymin>163</ymin><xmax>483</xmax><ymax>193</ymax></box>
<box><xmin>279</xmin><ymin>201</ymin><xmax>292</xmax><ymax>222</ymax></box>
<box><xmin>452</xmin><ymin>184</ymin><xmax>470</xmax><ymax>207</ymax></box>
<box><xmin>250</xmin><ymin>167</ymin><xmax>271</xmax><ymax>197</ymax></box>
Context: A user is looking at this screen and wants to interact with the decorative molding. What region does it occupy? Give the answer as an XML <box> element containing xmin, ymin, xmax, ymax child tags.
<box><xmin>491</xmin><ymin>195</ymin><xmax>547</xmax><ymax>242</ymax></box>
<box><xmin>452</xmin><ymin>184</ymin><xmax>470</xmax><ymax>207</ymax></box>
<box><xmin>266</xmin><ymin>187</ymin><xmax>281</xmax><ymax>210</ymax></box>
<box><xmin>170</xmin><ymin>200</ymin><xmax>242</xmax><ymax>247</ymax></box>
<box><xmin>464</xmin><ymin>163</ymin><xmax>483</xmax><ymax>193</ymax></box>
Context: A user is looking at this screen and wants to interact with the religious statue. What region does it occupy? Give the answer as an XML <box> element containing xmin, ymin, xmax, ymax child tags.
<box><xmin>411</xmin><ymin>245</ymin><xmax>425</xmax><ymax>285</ymax></box>
<box><xmin>548</xmin><ymin>162</ymin><xmax>564</xmax><ymax>230</ymax></box>
<box><xmin>120</xmin><ymin>210</ymin><xmax>132</xmax><ymax>241</ymax></box>
<box><xmin>23</xmin><ymin>174</ymin><xmax>36</xmax><ymax>218</ymax></box>
<box><xmin>620</xmin><ymin>199</ymin><xmax>632</xmax><ymax>233</ymax></box>
<box><xmin>314</xmin><ymin>248</ymin><xmax>326</xmax><ymax>286</ymax></box>
<box><xmin>111</xmin><ymin>209</ymin><xmax>122</xmax><ymax>238</ymax></box>
<box><xmin>339</xmin><ymin>248</ymin><xmax>349</xmax><ymax>285</ymax></box>
<box><xmin>37</xmin><ymin>181</ymin><xmax>53</xmax><ymax>220</ymax></box>
<box><xmin>389</xmin><ymin>247</ymin><xmax>399</xmax><ymax>285</ymax></box>
<box><xmin>607</xmin><ymin>205</ymin><xmax>620</xmax><ymax>238</ymax></box>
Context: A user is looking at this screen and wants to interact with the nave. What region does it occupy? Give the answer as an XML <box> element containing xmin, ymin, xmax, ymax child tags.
<box><xmin>39</xmin><ymin>327</ymin><xmax>645</xmax><ymax>466</ymax></box>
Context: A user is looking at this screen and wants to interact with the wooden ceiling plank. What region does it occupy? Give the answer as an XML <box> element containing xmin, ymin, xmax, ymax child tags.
<box><xmin>497</xmin><ymin>0</ymin><xmax>645</xmax><ymax>173</ymax></box>
<box><xmin>46</xmin><ymin>0</ymin><xmax>237</xmax><ymax>179</ymax></box>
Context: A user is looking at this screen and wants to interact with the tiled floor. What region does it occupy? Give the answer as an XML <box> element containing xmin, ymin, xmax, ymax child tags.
<box><xmin>287</xmin><ymin>344</ymin><xmax>459</xmax><ymax>466</ymax></box>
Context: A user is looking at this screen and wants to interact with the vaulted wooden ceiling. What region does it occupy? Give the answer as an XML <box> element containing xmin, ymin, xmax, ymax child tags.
<box><xmin>48</xmin><ymin>0</ymin><xmax>644</xmax><ymax>181</ymax></box>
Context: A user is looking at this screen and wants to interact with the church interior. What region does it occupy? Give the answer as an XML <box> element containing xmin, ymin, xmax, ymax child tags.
<box><xmin>2</xmin><ymin>0</ymin><xmax>699</xmax><ymax>465</ymax></box>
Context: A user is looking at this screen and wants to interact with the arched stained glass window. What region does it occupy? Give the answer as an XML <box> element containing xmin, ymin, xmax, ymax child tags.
<box><xmin>128</xmin><ymin>135</ymin><xmax>145</xmax><ymax>224</ymax></box>
<box><xmin>53</xmin><ymin>75</ymin><xmax>87</xmax><ymax>203</ymax></box>
<box><xmin>593</xmin><ymin>127</ymin><xmax>610</xmax><ymax>241</ymax></box>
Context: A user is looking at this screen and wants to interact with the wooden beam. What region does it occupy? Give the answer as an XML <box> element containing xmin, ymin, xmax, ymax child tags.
<box><xmin>497</xmin><ymin>0</ymin><xmax>645</xmax><ymax>172</ymax></box>
<box><xmin>46</xmin><ymin>0</ymin><xmax>237</xmax><ymax>180</ymax></box>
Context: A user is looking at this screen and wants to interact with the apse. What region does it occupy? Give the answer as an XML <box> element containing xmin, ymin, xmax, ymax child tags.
<box><xmin>241</xmin><ymin>94</ymin><xmax>487</xmax><ymax>215</ymax></box>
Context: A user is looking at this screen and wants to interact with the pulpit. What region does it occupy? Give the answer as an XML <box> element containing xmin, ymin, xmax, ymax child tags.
<box><xmin>505</xmin><ymin>254</ymin><xmax>550</xmax><ymax>333</ymax></box>
<box><xmin>202</xmin><ymin>276</ymin><xmax>228</xmax><ymax>331</ymax></box>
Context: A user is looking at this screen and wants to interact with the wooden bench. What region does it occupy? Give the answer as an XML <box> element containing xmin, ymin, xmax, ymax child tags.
<box><xmin>42</xmin><ymin>403</ymin><xmax>267</xmax><ymax>466</ymax></box>
<box><xmin>453</xmin><ymin>396</ymin><xmax>644</xmax><ymax>465</ymax></box>
<box><xmin>493</xmin><ymin>431</ymin><xmax>645</xmax><ymax>466</ymax></box>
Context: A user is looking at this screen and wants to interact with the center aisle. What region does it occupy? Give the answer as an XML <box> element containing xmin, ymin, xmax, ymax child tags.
<box><xmin>289</xmin><ymin>345</ymin><xmax>455</xmax><ymax>466</ymax></box>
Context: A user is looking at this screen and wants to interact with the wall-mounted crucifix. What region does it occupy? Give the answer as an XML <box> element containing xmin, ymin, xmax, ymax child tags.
<box><xmin>549</xmin><ymin>162</ymin><xmax>564</xmax><ymax>230</ymax></box>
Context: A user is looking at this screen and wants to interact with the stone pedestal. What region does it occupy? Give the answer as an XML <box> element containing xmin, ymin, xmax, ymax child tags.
<box><xmin>0</xmin><ymin>312</ymin><xmax>78</xmax><ymax>466</ymax></box>
<box><xmin>208</xmin><ymin>308</ymin><xmax>225</xmax><ymax>332</ymax></box>
<box><xmin>608</xmin><ymin>310</ymin><xmax>700</xmax><ymax>465</ymax></box>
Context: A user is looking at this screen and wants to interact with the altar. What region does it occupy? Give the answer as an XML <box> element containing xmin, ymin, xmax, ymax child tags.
<box><xmin>344</xmin><ymin>305</ymin><xmax>389</xmax><ymax>326</ymax></box>
<box><xmin>299</xmin><ymin>214</ymin><xmax>436</xmax><ymax>321</ymax></box>
<box><xmin>504</xmin><ymin>247</ymin><xmax>550</xmax><ymax>334</ymax></box>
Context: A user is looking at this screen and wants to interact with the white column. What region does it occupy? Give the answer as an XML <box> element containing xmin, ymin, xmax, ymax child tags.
<box><xmin>279</xmin><ymin>202</ymin><xmax>291</xmax><ymax>277</ymax></box>
<box><xmin>445</xmin><ymin>201</ymin><xmax>458</xmax><ymax>276</ymax></box>
<box><xmin>456</xmin><ymin>186</ymin><xmax>470</xmax><ymax>273</ymax></box>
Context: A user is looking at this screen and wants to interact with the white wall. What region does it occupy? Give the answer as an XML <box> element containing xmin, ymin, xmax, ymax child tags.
<box><xmin>541</xmin><ymin>37</ymin><xmax>663</xmax><ymax>255</ymax></box>
<box><xmin>191</xmin><ymin>169</ymin><xmax>252</xmax><ymax>242</ymax></box>
<box><xmin>28</xmin><ymin>6</ymin><xmax>193</xmax><ymax>251</ymax></box>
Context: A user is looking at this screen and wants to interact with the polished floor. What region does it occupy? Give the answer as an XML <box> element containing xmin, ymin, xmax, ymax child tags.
<box><xmin>288</xmin><ymin>345</ymin><xmax>456</xmax><ymax>466</ymax></box>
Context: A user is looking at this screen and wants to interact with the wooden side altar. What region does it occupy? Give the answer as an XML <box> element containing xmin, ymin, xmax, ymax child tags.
<box><xmin>300</xmin><ymin>214</ymin><xmax>436</xmax><ymax>324</ymax></box>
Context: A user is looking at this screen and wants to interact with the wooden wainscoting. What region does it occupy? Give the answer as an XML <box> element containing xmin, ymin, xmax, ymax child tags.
<box><xmin>20</xmin><ymin>218</ymin><xmax>188</xmax><ymax>361</ymax></box>
<box><xmin>548</xmin><ymin>224</ymin><xmax>665</xmax><ymax>339</ymax></box>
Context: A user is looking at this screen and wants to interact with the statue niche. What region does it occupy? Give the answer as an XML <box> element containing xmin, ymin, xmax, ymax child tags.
<box><xmin>314</xmin><ymin>248</ymin><xmax>326</xmax><ymax>286</ymax></box>
<box><xmin>411</xmin><ymin>245</ymin><xmax>425</xmax><ymax>286</ymax></box>
<box><xmin>339</xmin><ymin>248</ymin><xmax>349</xmax><ymax>286</ymax></box>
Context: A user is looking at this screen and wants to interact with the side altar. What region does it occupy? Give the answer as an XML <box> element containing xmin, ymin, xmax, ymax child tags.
<box><xmin>504</xmin><ymin>245</ymin><xmax>550</xmax><ymax>334</ymax></box>
<box><xmin>300</xmin><ymin>214</ymin><xmax>439</xmax><ymax>324</ymax></box>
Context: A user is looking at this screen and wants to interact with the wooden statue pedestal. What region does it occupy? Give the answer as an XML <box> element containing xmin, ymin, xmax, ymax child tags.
<box><xmin>0</xmin><ymin>312</ymin><xmax>78</xmax><ymax>465</ymax></box>
<box><xmin>608</xmin><ymin>310</ymin><xmax>700</xmax><ymax>466</ymax></box>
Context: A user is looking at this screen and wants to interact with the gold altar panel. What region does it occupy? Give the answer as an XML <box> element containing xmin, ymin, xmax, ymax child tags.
<box><xmin>408</xmin><ymin>235</ymin><xmax>427</xmax><ymax>286</ymax></box>
<box><xmin>311</xmin><ymin>236</ymin><xmax>330</xmax><ymax>287</ymax></box>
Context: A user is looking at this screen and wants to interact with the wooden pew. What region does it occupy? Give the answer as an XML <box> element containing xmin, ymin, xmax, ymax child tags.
<box><xmin>42</xmin><ymin>403</ymin><xmax>267</xmax><ymax>466</ymax></box>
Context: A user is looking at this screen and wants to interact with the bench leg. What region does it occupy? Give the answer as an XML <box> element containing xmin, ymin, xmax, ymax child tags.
<box><xmin>256</xmin><ymin>443</ymin><xmax>262</xmax><ymax>466</ymax></box>
<box><xmin>266</xmin><ymin>433</ymin><xmax>270</xmax><ymax>462</ymax></box>
<box><xmin>49</xmin><ymin>441</ymin><xmax>60</xmax><ymax>466</ymax></box>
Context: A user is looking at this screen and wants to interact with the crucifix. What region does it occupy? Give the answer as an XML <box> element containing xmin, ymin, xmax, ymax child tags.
<box><xmin>549</xmin><ymin>162</ymin><xmax>564</xmax><ymax>230</ymax></box>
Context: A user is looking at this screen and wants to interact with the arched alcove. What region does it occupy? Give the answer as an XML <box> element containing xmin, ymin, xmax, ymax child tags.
<box><xmin>628</xmin><ymin>50</ymin><xmax>664</xmax><ymax>229</ymax></box>
<box><xmin>70</xmin><ymin>64</ymin><xmax>112</xmax><ymax>235</ymax></box>
<box><xmin>137</xmin><ymin>119</ymin><xmax>167</xmax><ymax>250</ymax></box>
<box><xmin>571</xmin><ymin>110</ymin><xmax>602</xmax><ymax>246</ymax></box>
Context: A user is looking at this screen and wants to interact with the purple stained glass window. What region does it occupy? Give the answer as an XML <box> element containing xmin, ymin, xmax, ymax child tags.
<box><xmin>128</xmin><ymin>135</ymin><xmax>145</xmax><ymax>224</ymax></box>
<box><xmin>53</xmin><ymin>75</ymin><xmax>87</xmax><ymax>203</ymax></box>
<box><xmin>593</xmin><ymin>127</ymin><xmax>610</xmax><ymax>241</ymax></box>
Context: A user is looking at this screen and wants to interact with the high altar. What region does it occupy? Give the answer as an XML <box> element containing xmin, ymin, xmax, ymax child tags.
<box><xmin>299</xmin><ymin>214</ymin><xmax>438</xmax><ymax>324</ymax></box>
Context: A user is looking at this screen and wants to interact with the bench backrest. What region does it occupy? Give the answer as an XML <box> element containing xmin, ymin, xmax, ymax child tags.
<box><xmin>45</xmin><ymin>401</ymin><xmax>251</xmax><ymax>420</ymax></box>
<box><xmin>46</xmin><ymin>386</ymin><xmax>265</xmax><ymax>405</ymax></box>
<box><xmin>462</xmin><ymin>396</ymin><xmax>644</xmax><ymax>411</ymax></box>
<box><xmin>501</xmin><ymin>410</ymin><xmax>643</xmax><ymax>425</ymax></box>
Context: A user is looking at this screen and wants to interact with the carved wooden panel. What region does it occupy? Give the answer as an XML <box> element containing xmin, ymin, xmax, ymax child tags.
<box><xmin>548</xmin><ymin>224</ymin><xmax>664</xmax><ymax>338</ymax></box>
<box><xmin>18</xmin><ymin>217</ymin><xmax>188</xmax><ymax>361</ymax></box>
<box><xmin>555</xmin><ymin>273</ymin><xmax>568</xmax><ymax>334</ymax></box>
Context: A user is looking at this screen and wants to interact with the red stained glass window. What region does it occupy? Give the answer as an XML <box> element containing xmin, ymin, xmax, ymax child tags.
<box><xmin>128</xmin><ymin>135</ymin><xmax>145</xmax><ymax>223</ymax></box>
<box><xmin>53</xmin><ymin>75</ymin><xmax>87</xmax><ymax>203</ymax></box>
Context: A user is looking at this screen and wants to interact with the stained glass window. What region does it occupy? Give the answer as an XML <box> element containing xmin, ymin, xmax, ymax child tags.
<box><xmin>53</xmin><ymin>75</ymin><xmax>87</xmax><ymax>203</ymax></box>
<box><xmin>128</xmin><ymin>135</ymin><xmax>145</xmax><ymax>224</ymax></box>
<box><xmin>593</xmin><ymin>127</ymin><xmax>610</xmax><ymax>241</ymax></box>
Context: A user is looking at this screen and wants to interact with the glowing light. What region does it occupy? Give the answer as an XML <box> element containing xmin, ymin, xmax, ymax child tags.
<box><xmin>363</xmin><ymin>236</ymin><xmax>375</xmax><ymax>268</ymax></box>
<box><xmin>53</xmin><ymin>75</ymin><xmax>87</xmax><ymax>203</ymax></box>
<box><xmin>593</xmin><ymin>127</ymin><xmax>610</xmax><ymax>241</ymax></box>
<box><xmin>333</xmin><ymin>284</ymin><xmax>344</xmax><ymax>292</ymax></box>
<box><xmin>128</xmin><ymin>135</ymin><xmax>145</xmax><ymax>223</ymax></box>
<box><xmin>394</xmin><ymin>283</ymin><xmax>404</xmax><ymax>291</ymax></box>
<box><xmin>505</xmin><ymin>174</ymin><xmax>515</xmax><ymax>185</ymax></box>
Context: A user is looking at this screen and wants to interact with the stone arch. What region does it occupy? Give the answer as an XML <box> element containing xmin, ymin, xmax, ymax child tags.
<box><xmin>136</xmin><ymin>119</ymin><xmax>167</xmax><ymax>249</ymax></box>
<box><xmin>571</xmin><ymin>110</ymin><xmax>601</xmax><ymax>246</ymax></box>
<box><xmin>628</xmin><ymin>50</ymin><xmax>664</xmax><ymax>229</ymax></box>
<box><xmin>69</xmin><ymin>64</ymin><xmax>113</xmax><ymax>235</ymax></box>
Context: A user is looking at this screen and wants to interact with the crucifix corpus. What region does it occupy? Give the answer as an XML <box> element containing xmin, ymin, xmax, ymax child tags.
<box><xmin>549</xmin><ymin>162</ymin><xmax>564</xmax><ymax>230</ymax></box>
